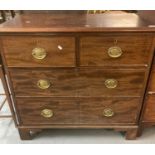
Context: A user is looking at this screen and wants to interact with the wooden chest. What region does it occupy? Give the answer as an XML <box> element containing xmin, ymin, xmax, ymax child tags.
<box><xmin>0</xmin><ymin>12</ymin><xmax>155</xmax><ymax>140</ymax></box>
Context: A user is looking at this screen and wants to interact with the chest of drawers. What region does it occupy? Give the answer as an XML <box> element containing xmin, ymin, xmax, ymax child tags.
<box><xmin>0</xmin><ymin>12</ymin><xmax>155</xmax><ymax>140</ymax></box>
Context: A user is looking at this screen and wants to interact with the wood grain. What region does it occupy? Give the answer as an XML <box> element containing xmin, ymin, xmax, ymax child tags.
<box><xmin>9</xmin><ymin>68</ymin><xmax>146</xmax><ymax>97</ymax></box>
<box><xmin>79</xmin><ymin>97</ymin><xmax>140</xmax><ymax>124</ymax></box>
<box><xmin>143</xmin><ymin>95</ymin><xmax>155</xmax><ymax>122</ymax></box>
<box><xmin>148</xmin><ymin>63</ymin><xmax>155</xmax><ymax>92</ymax></box>
<box><xmin>16</xmin><ymin>98</ymin><xmax>79</xmax><ymax>125</ymax></box>
<box><xmin>0</xmin><ymin>12</ymin><xmax>155</xmax><ymax>33</ymax></box>
<box><xmin>2</xmin><ymin>36</ymin><xmax>75</xmax><ymax>67</ymax></box>
<box><xmin>16</xmin><ymin>97</ymin><xmax>140</xmax><ymax>125</ymax></box>
<box><xmin>80</xmin><ymin>35</ymin><xmax>153</xmax><ymax>66</ymax></box>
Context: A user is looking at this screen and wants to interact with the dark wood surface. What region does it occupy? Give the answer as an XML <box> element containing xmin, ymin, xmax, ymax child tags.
<box><xmin>148</xmin><ymin>68</ymin><xmax>155</xmax><ymax>94</ymax></box>
<box><xmin>0</xmin><ymin>12</ymin><xmax>155</xmax><ymax>32</ymax></box>
<box><xmin>16</xmin><ymin>97</ymin><xmax>79</xmax><ymax>125</ymax></box>
<box><xmin>80</xmin><ymin>34</ymin><xmax>153</xmax><ymax>66</ymax></box>
<box><xmin>143</xmin><ymin>95</ymin><xmax>155</xmax><ymax>122</ymax></box>
<box><xmin>2</xmin><ymin>36</ymin><xmax>75</xmax><ymax>67</ymax></box>
<box><xmin>141</xmin><ymin>54</ymin><xmax>155</xmax><ymax>124</ymax></box>
<box><xmin>138</xmin><ymin>11</ymin><xmax>155</xmax><ymax>25</ymax></box>
<box><xmin>148</xmin><ymin>62</ymin><xmax>155</xmax><ymax>92</ymax></box>
<box><xmin>16</xmin><ymin>97</ymin><xmax>140</xmax><ymax>125</ymax></box>
<box><xmin>9</xmin><ymin>68</ymin><xmax>146</xmax><ymax>97</ymax></box>
<box><xmin>79</xmin><ymin>97</ymin><xmax>140</xmax><ymax>124</ymax></box>
<box><xmin>1</xmin><ymin>33</ymin><xmax>153</xmax><ymax>68</ymax></box>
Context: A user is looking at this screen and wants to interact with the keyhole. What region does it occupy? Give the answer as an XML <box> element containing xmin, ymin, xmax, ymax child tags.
<box><xmin>114</xmin><ymin>39</ymin><xmax>118</xmax><ymax>45</ymax></box>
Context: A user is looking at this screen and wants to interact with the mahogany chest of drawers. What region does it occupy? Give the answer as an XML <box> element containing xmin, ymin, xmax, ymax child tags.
<box><xmin>0</xmin><ymin>12</ymin><xmax>155</xmax><ymax>140</ymax></box>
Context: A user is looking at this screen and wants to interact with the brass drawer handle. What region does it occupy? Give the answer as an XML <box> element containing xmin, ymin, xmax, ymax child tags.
<box><xmin>108</xmin><ymin>46</ymin><xmax>122</xmax><ymax>58</ymax></box>
<box><xmin>105</xmin><ymin>79</ymin><xmax>118</xmax><ymax>89</ymax></box>
<box><xmin>103</xmin><ymin>108</ymin><xmax>114</xmax><ymax>117</ymax></box>
<box><xmin>37</xmin><ymin>79</ymin><xmax>51</xmax><ymax>89</ymax></box>
<box><xmin>32</xmin><ymin>47</ymin><xmax>47</xmax><ymax>60</ymax></box>
<box><xmin>41</xmin><ymin>109</ymin><xmax>53</xmax><ymax>118</ymax></box>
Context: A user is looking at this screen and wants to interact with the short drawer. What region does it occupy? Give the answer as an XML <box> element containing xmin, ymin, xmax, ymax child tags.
<box><xmin>16</xmin><ymin>98</ymin><xmax>79</xmax><ymax>125</ymax></box>
<box><xmin>9</xmin><ymin>68</ymin><xmax>145</xmax><ymax>97</ymax></box>
<box><xmin>80</xmin><ymin>34</ymin><xmax>153</xmax><ymax>66</ymax></box>
<box><xmin>2</xmin><ymin>36</ymin><xmax>75</xmax><ymax>67</ymax></box>
<box><xmin>143</xmin><ymin>95</ymin><xmax>155</xmax><ymax>122</ymax></box>
<box><xmin>79</xmin><ymin>97</ymin><xmax>140</xmax><ymax>124</ymax></box>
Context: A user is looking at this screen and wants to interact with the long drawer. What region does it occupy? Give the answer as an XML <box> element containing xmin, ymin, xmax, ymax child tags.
<box><xmin>2</xmin><ymin>36</ymin><xmax>75</xmax><ymax>67</ymax></box>
<box><xmin>9</xmin><ymin>68</ymin><xmax>146</xmax><ymax>97</ymax></box>
<box><xmin>80</xmin><ymin>34</ymin><xmax>153</xmax><ymax>66</ymax></box>
<box><xmin>16</xmin><ymin>97</ymin><xmax>140</xmax><ymax>125</ymax></box>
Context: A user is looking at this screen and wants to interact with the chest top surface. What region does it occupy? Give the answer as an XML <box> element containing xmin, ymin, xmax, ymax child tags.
<box><xmin>0</xmin><ymin>11</ymin><xmax>155</xmax><ymax>33</ymax></box>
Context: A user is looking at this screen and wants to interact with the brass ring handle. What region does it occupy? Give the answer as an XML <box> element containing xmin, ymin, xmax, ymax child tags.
<box><xmin>108</xmin><ymin>46</ymin><xmax>122</xmax><ymax>58</ymax></box>
<box><xmin>104</xmin><ymin>79</ymin><xmax>118</xmax><ymax>89</ymax></box>
<box><xmin>32</xmin><ymin>47</ymin><xmax>47</xmax><ymax>60</ymax></box>
<box><xmin>41</xmin><ymin>109</ymin><xmax>53</xmax><ymax>118</ymax></box>
<box><xmin>103</xmin><ymin>108</ymin><xmax>114</xmax><ymax>117</ymax></box>
<box><xmin>37</xmin><ymin>79</ymin><xmax>51</xmax><ymax>89</ymax></box>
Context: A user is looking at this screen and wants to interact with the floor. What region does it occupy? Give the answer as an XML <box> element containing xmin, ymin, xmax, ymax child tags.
<box><xmin>0</xmin><ymin>80</ymin><xmax>155</xmax><ymax>144</ymax></box>
<box><xmin>1</xmin><ymin>118</ymin><xmax>155</xmax><ymax>144</ymax></box>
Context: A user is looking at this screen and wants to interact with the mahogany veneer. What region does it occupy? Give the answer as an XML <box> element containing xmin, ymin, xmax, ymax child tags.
<box><xmin>80</xmin><ymin>35</ymin><xmax>152</xmax><ymax>66</ymax></box>
<box><xmin>16</xmin><ymin>97</ymin><xmax>140</xmax><ymax>125</ymax></box>
<box><xmin>0</xmin><ymin>11</ymin><xmax>155</xmax><ymax>140</ymax></box>
<box><xmin>2</xmin><ymin>36</ymin><xmax>75</xmax><ymax>67</ymax></box>
<box><xmin>9</xmin><ymin>68</ymin><xmax>145</xmax><ymax>97</ymax></box>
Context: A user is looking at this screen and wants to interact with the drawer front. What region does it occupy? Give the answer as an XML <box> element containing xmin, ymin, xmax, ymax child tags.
<box><xmin>79</xmin><ymin>97</ymin><xmax>140</xmax><ymax>124</ymax></box>
<box><xmin>16</xmin><ymin>98</ymin><xmax>79</xmax><ymax>125</ymax></box>
<box><xmin>74</xmin><ymin>69</ymin><xmax>145</xmax><ymax>97</ymax></box>
<box><xmin>143</xmin><ymin>95</ymin><xmax>155</xmax><ymax>122</ymax></box>
<box><xmin>80</xmin><ymin>35</ymin><xmax>152</xmax><ymax>66</ymax></box>
<box><xmin>16</xmin><ymin>97</ymin><xmax>140</xmax><ymax>125</ymax></box>
<box><xmin>148</xmin><ymin>63</ymin><xmax>155</xmax><ymax>92</ymax></box>
<box><xmin>2</xmin><ymin>36</ymin><xmax>75</xmax><ymax>67</ymax></box>
<box><xmin>10</xmin><ymin>69</ymin><xmax>145</xmax><ymax>97</ymax></box>
<box><xmin>10</xmin><ymin>69</ymin><xmax>78</xmax><ymax>97</ymax></box>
